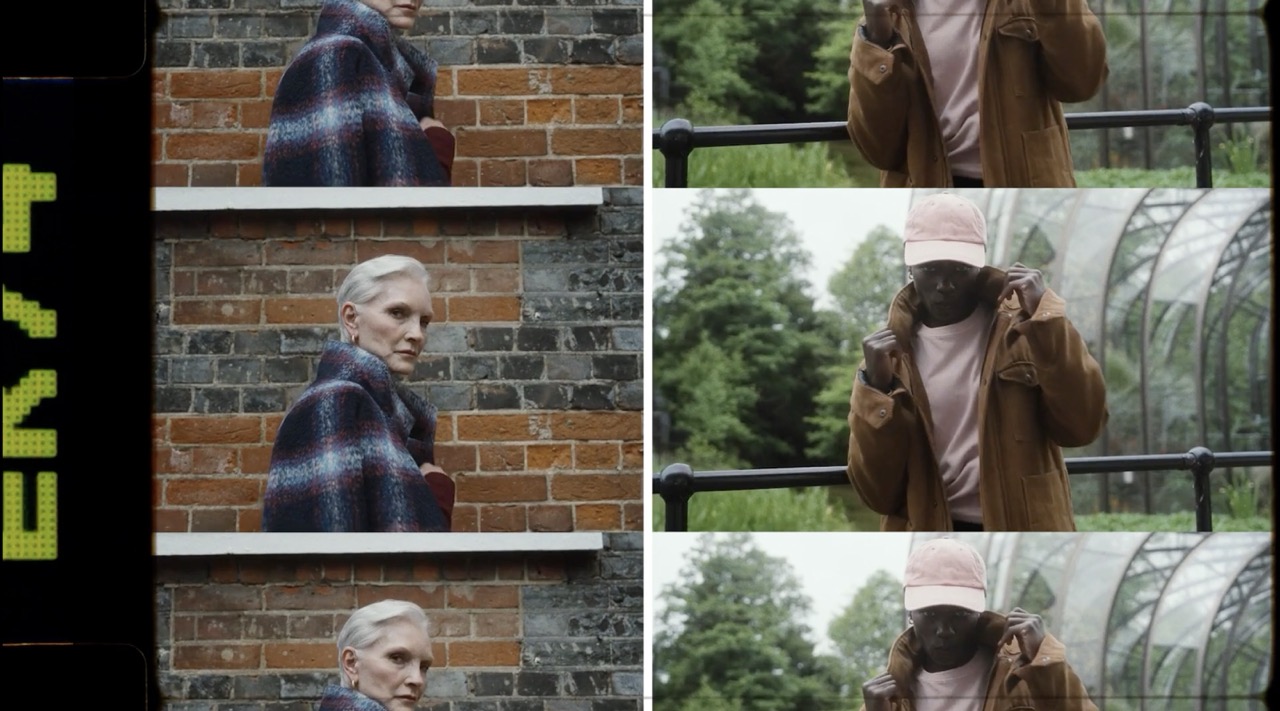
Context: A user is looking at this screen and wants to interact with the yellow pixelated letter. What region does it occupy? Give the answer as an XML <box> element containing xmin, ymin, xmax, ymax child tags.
<box><xmin>3</xmin><ymin>370</ymin><xmax>57</xmax><ymax>458</ymax></box>
<box><xmin>3</xmin><ymin>287</ymin><xmax>57</xmax><ymax>338</ymax></box>
<box><xmin>3</xmin><ymin>164</ymin><xmax>58</xmax><ymax>254</ymax></box>
<box><xmin>3</xmin><ymin>471</ymin><xmax>57</xmax><ymax>560</ymax></box>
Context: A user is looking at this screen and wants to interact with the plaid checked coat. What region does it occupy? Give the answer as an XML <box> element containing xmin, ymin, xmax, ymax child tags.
<box><xmin>317</xmin><ymin>686</ymin><xmax>387</xmax><ymax>711</ymax></box>
<box><xmin>262</xmin><ymin>0</ymin><xmax>451</xmax><ymax>186</ymax></box>
<box><xmin>263</xmin><ymin>340</ymin><xmax>450</xmax><ymax>532</ymax></box>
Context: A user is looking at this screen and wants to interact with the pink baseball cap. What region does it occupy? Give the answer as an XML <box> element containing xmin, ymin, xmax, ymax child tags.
<box><xmin>903</xmin><ymin>538</ymin><xmax>987</xmax><ymax>612</ymax></box>
<box><xmin>902</xmin><ymin>193</ymin><xmax>987</xmax><ymax>268</ymax></box>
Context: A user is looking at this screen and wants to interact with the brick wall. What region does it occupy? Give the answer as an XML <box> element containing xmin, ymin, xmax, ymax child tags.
<box><xmin>155</xmin><ymin>534</ymin><xmax>642</xmax><ymax>710</ymax></box>
<box><xmin>153</xmin><ymin>189</ymin><xmax>643</xmax><ymax>532</ymax></box>
<box><xmin>153</xmin><ymin>0</ymin><xmax>644</xmax><ymax>187</ymax></box>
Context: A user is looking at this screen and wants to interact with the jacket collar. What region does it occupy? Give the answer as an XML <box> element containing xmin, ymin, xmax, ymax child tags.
<box><xmin>315</xmin><ymin>340</ymin><xmax>435</xmax><ymax>439</ymax></box>
<box><xmin>884</xmin><ymin>610</ymin><xmax>1018</xmax><ymax>688</ymax></box>
<box><xmin>318</xmin><ymin>685</ymin><xmax>389</xmax><ymax>711</ymax></box>
<box><xmin>886</xmin><ymin>266</ymin><xmax>1012</xmax><ymax>348</ymax></box>
<box><xmin>316</xmin><ymin>0</ymin><xmax>430</xmax><ymax>97</ymax></box>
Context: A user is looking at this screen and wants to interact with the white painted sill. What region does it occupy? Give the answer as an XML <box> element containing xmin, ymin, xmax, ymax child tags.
<box><xmin>154</xmin><ymin>532</ymin><xmax>604</xmax><ymax>556</ymax></box>
<box><xmin>152</xmin><ymin>187</ymin><xmax>605</xmax><ymax>211</ymax></box>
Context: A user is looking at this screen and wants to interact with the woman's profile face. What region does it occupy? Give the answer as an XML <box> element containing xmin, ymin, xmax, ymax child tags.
<box><xmin>360</xmin><ymin>0</ymin><xmax>423</xmax><ymax>31</ymax></box>
<box><xmin>343</xmin><ymin>275</ymin><xmax>433</xmax><ymax>377</ymax></box>
<box><xmin>346</xmin><ymin>620</ymin><xmax>433</xmax><ymax>711</ymax></box>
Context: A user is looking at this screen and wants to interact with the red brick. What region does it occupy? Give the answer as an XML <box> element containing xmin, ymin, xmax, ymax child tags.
<box><xmin>429</xmin><ymin>611</ymin><xmax>471</xmax><ymax>638</ymax></box>
<box><xmin>551</xmin><ymin>129</ymin><xmax>641</xmax><ymax>156</ymax></box>
<box><xmin>265</xmin><ymin>414</ymin><xmax>285</xmax><ymax>441</ymax></box>
<box><xmin>170</xmin><ymin>70</ymin><xmax>263</xmax><ymax>99</ymax></box>
<box><xmin>496</xmin><ymin>561</ymin><xmax>525</xmax><ymax>580</ymax></box>
<box><xmin>265</xmin><ymin>297</ymin><xmax>332</xmax><ymax>324</ymax></box>
<box><xmin>451</xmin><ymin>159</ymin><xmax>479</xmax><ymax>186</ymax></box>
<box><xmin>244</xmin><ymin>613</ymin><xmax>289</xmax><ymax>639</ymax></box>
<box><xmin>244</xmin><ymin>269</ymin><xmax>289</xmax><ymax>295</ymax></box>
<box><xmin>238</xmin><ymin>508</ymin><xmax>263</xmax><ymax>532</ymax></box>
<box><xmin>172</xmin><ymin>614</ymin><xmax>197</xmax><ymax>641</ymax></box>
<box><xmin>526</xmin><ymin>443</ymin><xmax>572</xmax><ymax>470</ymax></box>
<box><xmin>621</xmin><ymin>97</ymin><xmax>643</xmax><ymax>123</ymax></box>
<box><xmin>478</xmin><ymin>99</ymin><xmax>526</xmax><ymax>126</ymax></box>
<box><xmin>451</xmin><ymin>505</ymin><xmax>479</xmax><ymax>532</ymax></box>
<box><xmin>527</xmin><ymin>558</ymin><xmax>567</xmax><ymax>581</ymax></box>
<box><xmin>436</xmin><ymin>67</ymin><xmax>455</xmax><ymax>94</ymax></box>
<box><xmin>456</xmin><ymin>68</ymin><xmax>549</xmax><ymax>96</ymax></box>
<box><xmin>264</xmin><ymin>69</ymin><xmax>285</xmax><ymax>97</ymax></box>
<box><xmin>447</xmin><ymin>295</ymin><xmax>520</xmax><ymax>322</ymax></box>
<box><xmin>551</xmin><ymin>474</ymin><xmax>641</xmax><ymax>501</ymax></box>
<box><xmin>154</xmin><ymin>508</ymin><xmax>188</xmax><ymax>533</ymax></box>
<box><xmin>574</xmin><ymin>504</ymin><xmax>621</xmax><ymax>530</ymax></box>
<box><xmin>447</xmin><ymin>585</ymin><xmax>518</xmax><ymax>609</ymax></box>
<box><xmin>153</xmin><ymin>163</ymin><xmax>189</xmax><ymax>187</ymax></box>
<box><xmin>526</xmin><ymin>98</ymin><xmax>572</xmax><ymax>125</ymax></box>
<box><xmin>174</xmin><ymin>240</ymin><xmax>262</xmax><ymax>267</ymax></box>
<box><xmin>195</xmin><ymin>614</ymin><xmax>242</xmax><ymax>640</ymax></box>
<box><xmin>287</xmin><ymin>614</ymin><xmax>338</xmax><ymax>639</ymax></box>
<box><xmin>528</xmin><ymin>505</ymin><xmax>573</xmax><ymax>532</ymax></box>
<box><xmin>527</xmin><ymin>159</ymin><xmax>573</xmax><ymax>187</ymax></box>
<box><xmin>550</xmin><ymin>412</ymin><xmax>641</xmax><ymax>441</ymax></box>
<box><xmin>264</xmin><ymin>642</ymin><xmax>333</xmax><ymax>669</ymax></box>
<box><xmin>575</xmin><ymin>443</ymin><xmax>620</xmax><ymax>470</ymax></box>
<box><xmin>355</xmin><ymin>239</ymin><xmax>446</xmax><ymax>264</ymax></box>
<box><xmin>240</xmin><ymin>446</ymin><xmax>272</xmax><ymax>474</ymax></box>
<box><xmin>621</xmin><ymin>442</ymin><xmax>642</xmax><ymax>468</ymax></box>
<box><xmin>174</xmin><ymin>584</ymin><xmax>262</xmax><ymax>612</ymax></box>
<box><xmin>456</xmin><ymin>414</ymin><xmax>549</xmax><ymax>441</ymax></box>
<box><xmin>265</xmin><ymin>584</ymin><xmax>357</xmax><ymax>610</ymax></box>
<box><xmin>449</xmin><ymin>640</ymin><xmax>520</xmax><ymax>667</ymax></box>
<box><xmin>173</xmin><ymin>644</ymin><xmax>261</xmax><ymax>670</ymax></box>
<box><xmin>436</xmin><ymin>98</ymin><xmax>477</xmax><ymax>127</ymax></box>
<box><xmin>192</xmin><ymin>269</ymin><xmax>240</xmax><ymax>295</ymax></box>
<box><xmin>167</xmin><ymin>133</ymin><xmax>260</xmax><ymax>160</ymax></box>
<box><xmin>473</xmin><ymin>612</ymin><xmax>520</xmax><ymax>638</ymax></box>
<box><xmin>476</xmin><ymin>445</ymin><xmax>527</xmax><ymax>472</ymax></box>
<box><xmin>550</xmin><ymin>66</ymin><xmax>642</xmax><ymax>95</ymax></box>
<box><xmin>574</xmin><ymin>97</ymin><xmax>619</xmax><ymax>124</ymax></box>
<box><xmin>166</xmin><ymin>479</ymin><xmax>260</xmax><ymax>506</ymax></box>
<box><xmin>428</xmin><ymin>266</ymin><xmax>470</xmax><ymax>293</ymax></box>
<box><xmin>237</xmin><ymin>162</ymin><xmax>263</xmax><ymax>187</ymax></box>
<box><xmin>575</xmin><ymin>158</ymin><xmax>621</xmax><ymax>185</ymax></box>
<box><xmin>192</xmin><ymin>509</ymin><xmax>239</xmax><ymax>532</ymax></box>
<box><xmin>456</xmin><ymin>128</ymin><xmax>547</xmax><ymax>158</ymax></box>
<box><xmin>265</xmin><ymin>240</ymin><xmax>356</xmax><ymax>265</ymax></box>
<box><xmin>456</xmin><ymin>474</ymin><xmax>546</xmax><ymax>503</ymax></box>
<box><xmin>159</xmin><ymin>101</ymin><xmax>240</xmax><ymax>129</ymax></box>
<box><xmin>479</xmin><ymin>505</ymin><xmax>527</xmax><ymax>532</ymax></box>
<box><xmin>355</xmin><ymin>585</ymin><xmax>445</xmax><ymax>609</ymax></box>
<box><xmin>472</xmin><ymin>268</ymin><xmax>520</xmax><ymax>293</ymax></box>
<box><xmin>623</xmin><ymin>503</ymin><xmax>642</xmax><ymax>531</ymax></box>
<box><xmin>623</xmin><ymin>157</ymin><xmax>642</xmax><ymax>185</ymax></box>
<box><xmin>172</xmin><ymin>298</ymin><xmax>261</xmax><ymax>325</ymax></box>
<box><xmin>479</xmin><ymin>159</ymin><xmax>527</xmax><ymax>187</ymax></box>
<box><xmin>156</xmin><ymin>446</ymin><xmax>239</xmax><ymax>475</ymax></box>
<box><xmin>240</xmin><ymin>100</ymin><xmax>272</xmax><ymax>129</ymax></box>
<box><xmin>170</xmin><ymin>416</ymin><xmax>263</xmax><ymax>445</ymax></box>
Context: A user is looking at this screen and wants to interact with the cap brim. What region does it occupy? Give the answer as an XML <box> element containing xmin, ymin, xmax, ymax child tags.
<box><xmin>904</xmin><ymin>585</ymin><xmax>986</xmax><ymax>612</ymax></box>
<box><xmin>904</xmin><ymin>240</ymin><xmax>986</xmax><ymax>268</ymax></box>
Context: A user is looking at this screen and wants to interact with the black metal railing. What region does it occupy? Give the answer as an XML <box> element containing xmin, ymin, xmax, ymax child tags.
<box><xmin>653</xmin><ymin>447</ymin><xmax>1273</xmax><ymax>532</ymax></box>
<box><xmin>653</xmin><ymin>102</ymin><xmax>1271</xmax><ymax>188</ymax></box>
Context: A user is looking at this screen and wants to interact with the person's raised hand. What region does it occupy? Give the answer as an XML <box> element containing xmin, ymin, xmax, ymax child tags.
<box><xmin>862</xmin><ymin>0</ymin><xmax>904</xmax><ymax>47</ymax></box>
<box><xmin>861</xmin><ymin>327</ymin><xmax>902</xmax><ymax>392</ymax></box>
<box><xmin>999</xmin><ymin>607</ymin><xmax>1047</xmax><ymax>662</ymax></box>
<box><xmin>998</xmin><ymin>263</ymin><xmax>1047</xmax><ymax>317</ymax></box>
<box><xmin>862</xmin><ymin>672</ymin><xmax>903</xmax><ymax>711</ymax></box>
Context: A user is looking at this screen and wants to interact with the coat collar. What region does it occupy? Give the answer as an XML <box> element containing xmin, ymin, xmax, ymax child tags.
<box><xmin>316</xmin><ymin>0</ymin><xmax>436</xmax><ymax>102</ymax></box>
<box><xmin>886</xmin><ymin>266</ymin><xmax>1014</xmax><ymax>348</ymax></box>
<box><xmin>318</xmin><ymin>685</ymin><xmax>388</xmax><ymax>711</ymax></box>
<box><xmin>315</xmin><ymin>340</ymin><xmax>435</xmax><ymax>442</ymax></box>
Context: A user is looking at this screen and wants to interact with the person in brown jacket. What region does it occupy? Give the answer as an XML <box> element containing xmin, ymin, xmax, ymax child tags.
<box><xmin>847</xmin><ymin>193</ymin><xmax>1107</xmax><ymax>531</ymax></box>
<box><xmin>861</xmin><ymin>538</ymin><xmax>1097</xmax><ymax>711</ymax></box>
<box><xmin>846</xmin><ymin>0</ymin><xmax>1107</xmax><ymax>187</ymax></box>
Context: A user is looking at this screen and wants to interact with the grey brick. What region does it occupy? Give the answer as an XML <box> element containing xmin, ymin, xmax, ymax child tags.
<box><xmin>591</xmin><ymin>701</ymin><xmax>638</xmax><ymax>711</ymax></box>
<box><xmin>279</xmin><ymin>0</ymin><xmax>323</xmax><ymax>7</ymax></box>
<box><xmin>516</xmin><ymin>327</ymin><xmax>560</xmax><ymax>351</ymax></box>
<box><xmin>456</xmin><ymin>356</ymin><xmax>499</xmax><ymax>380</ymax></box>
<box><xmin>523</xmin><ymin>296</ymin><xmax>607</xmax><ymax>323</ymax></box>
<box><xmin>215</xmin><ymin>14</ymin><xmax>263</xmax><ymax>38</ymax></box>
<box><xmin>516</xmin><ymin>672</ymin><xmax>561</xmax><ymax>697</ymax></box>
<box><xmin>524</xmin><ymin>611</ymin><xmax>570</xmax><ymax>637</ymax></box>
<box><xmin>615</xmin><ymin>34</ymin><xmax>641</xmax><ymax>65</ymax></box>
<box><xmin>505</xmin><ymin>700</ymin><xmax>545</xmax><ymax>711</ymax></box>
<box><xmin>428</xmin><ymin>383</ymin><xmax>472</xmax><ymax>411</ymax></box>
<box><xmin>604</xmin><ymin>188</ymin><xmax>642</xmax><ymax>207</ymax></box>
<box><xmin>499</xmin><ymin>9</ymin><xmax>544</xmax><ymax>34</ymax></box>
<box><xmin>545</xmin><ymin>355</ymin><xmax>590</xmax><ymax>380</ymax></box>
<box><xmin>500</xmin><ymin>355</ymin><xmax>544</xmax><ymax>380</ymax></box>
<box><xmin>567</xmin><ymin>671</ymin><xmax>610</xmax><ymax>696</ymax></box>
<box><xmin>156</xmin><ymin>40</ymin><xmax>194</xmax><ymax>67</ymax></box>
<box><xmin>600</xmin><ymin>209</ymin><xmax>643</xmax><ymax>235</ymax></box>
<box><xmin>523</xmin><ymin>383</ymin><xmax>569</xmax><ymax>409</ymax></box>
<box><xmin>242</xmin><ymin>387</ymin><xmax>288</xmax><ymax>412</ymax></box>
<box><xmin>608</xmin><ymin>239</ymin><xmax>642</xmax><ymax>264</ymax></box>
<box><xmin>477</xmin><ymin>384</ymin><xmax>520</xmax><ymax>409</ymax></box>
<box><xmin>570</xmin><ymin>267</ymin><xmax>633</xmax><ymax>292</ymax></box>
<box><xmin>608</xmin><ymin>584</ymin><xmax>642</xmax><ymax>609</ymax></box>
<box><xmin>263</xmin><ymin>15</ymin><xmax>311</xmax><ymax>37</ymax></box>
<box><xmin>156</xmin><ymin>327</ymin><xmax>186</xmax><ymax>355</ymax></box>
<box><xmin>279</xmin><ymin>327</ymin><xmax>330</xmax><ymax>355</ymax></box>
<box><xmin>604</xmin><ymin>532</ymin><xmax>642</xmax><ymax>551</ymax></box>
<box><xmin>279</xmin><ymin>672</ymin><xmax>329</xmax><ymax>699</ymax></box>
<box><xmin>567</xmin><ymin>327</ymin><xmax>610</xmax><ymax>351</ymax></box>
<box><xmin>427</xmin><ymin>37</ymin><xmax>474</xmax><ymax>64</ymax></box>
<box><xmin>471</xmin><ymin>671</ymin><xmax>515</xmax><ymax>696</ymax></box>
<box><xmin>216</xmin><ymin>357</ymin><xmax>262</xmax><ymax>384</ymax></box>
<box><xmin>188</xmin><ymin>330</ymin><xmax>234</xmax><ymax>354</ymax></box>
<box><xmin>478</xmin><ymin>37</ymin><xmax>521</xmax><ymax>63</ymax></box>
<box><xmin>232</xmin><ymin>675</ymin><xmax>281</xmax><ymax>700</ymax></box>
<box><xmin>188</xmin><ymin>0</ymin><xmax>231</xmax><ymax>8</ymax></box>
<box><xmin>416</xmin><ymin>12</ymin><xmax>451</xmax><ymax>34</ymax></box>
<box><xmin>593</xmin><ymin>9</ymin><xmax>638</xmax><ymax>34</ymax></box>
<box><xmin>591</xmin><ymin>355</ymin><xmax>637</xmax><ymax>380</ymax></box>
<box><xmin>194</xmin><ymin>388</ymin><xmax>241</xmax><ymax>413</ymax></box>
<box><xmin>522</xmin><ymin>584</ymin><xmax>610</xmax><ymax>610</ymax></box>
<box><xmin>523</xmin><ymin>37</ymin><xmax>569</xmax><ymax>63</ymax></box>
<box><xmin>610</xmin><ymin>327</ymin><xmax>641</xmax><ymax>352</ymax></box>
<box><xmin>155</xmin><ymin>387</ymin><xmax>193</xmax><ymax>413</ymax></box>
<box><xmin>608</xmin><ymin>639</ymin><xmax>641</xmax><ymax>666</ymax></box>
<box><xmin>569</xmin><ymin>38</ymin><xmax>613</xmax><ymax>65</ymax></box>
<box><xmin>171</xmin><ymin>357</ymin><xmax>216</xmax><ymax>383</ymax></box>
<box><xmin>188</xmin><ymin>675</ymin><xmax>234</xmax><ymax>699</ymax></box>
<box><xmin>523</xmin><ymin>241</ymin><xmax>608</xmax><ymax>266</ymax></box>
<box><xmin>166</xmin><ymin>14</ymin><xmax>215</xmax><ymax>38</ymax></box>
<box><xmin>243</xmin><ymin>41</ymin><xmax>290</xmax><ymax>67</ymax></box>
<box><xmin>429</xmin><ymin>325</ymin><xmax>469</xmax><ymax>353</ymax></box>
<box><xmin>611</xmin><ymin>672</ymin><xmax>642</xmax><ymax>697</ymax></box>
<box><xmin>545</xmin><ymin>11</ymin><xmax>592</xmax><ymax>35</ymax></box>
<box><xmin>600</xmin><ymin>552</ymin><xmax>641</xmax><ymax>580</ymax></box>
<box><xmin>545</xmin><ymin>702</ymin><xmax>591</xmax><ymax>711</ymax></box>
<box><xmin>234</xmin><ymin>330</ymin><xmax>281</xmax><ymax>355</ymax></box>
<box><xmin>157</xmin><ymin>672</ymin><xmax>186</xmax><ymax>699</ymax></box>
<box><xmin>615</xmin><ymin>381</ymin><xmax>642</xmax><ymax>410</ymax></box>
<box><xmin>521</xmin><ymin>640</ymin><xmax>604</xmax><ymax>668</ymax></box>
<box><xmin>263</xmin><ymin>357</ymin><xmax>310</xmax><ymax>383</ymax></box>
<box><xmin>155</xmin><ymin>359</ymin><xmax>171</xmax><ymax>385</ymax></box>
<box><xmin>194</xmin><ymin>42</ymin><xmax>241</xmax><ymax>68</ymax></box>
<box><xmin>523</xmin><ymin>267</ymin><xmax>569</xmax><ymax>292</ymax></box>
<box><xmin>455</xmin><ymin>10</ymin><xmax>498</xmax><ymax>33</ymax></box>
<box><xmin>166</xmin><ymin>703</ymin><xmax>214</xmax><ymax>711</ymax></box>
<box><xmin>472</xmin><ymin>327</ymin><xmax>514</xmax><ymax>351</ymax></box>
<box><xmin>429</xmin><ymin>670</ymin><xmax>468</xmax><ymax>699</ymax></box>
<box><xmin>453</xmin><ymin>702</ymin><xmax>501</xmax><ymax>711</ymax></box>
<box><xmin>414</xmin><ymin>356</ymin><xmax>451</xmax><ymax>380</ymax></box>
<box><xmin>609</xmin><ymin>295</ymin><xmax>641</xmax><ymax>321</ymax></box>
<box><xmin>570</xmin><ymin>385</ymin><xmax>613</xmax><ymax>410</ymax></box>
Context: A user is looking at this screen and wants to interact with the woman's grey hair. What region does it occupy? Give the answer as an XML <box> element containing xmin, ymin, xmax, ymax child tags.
<box><xmin>336</xmin><ymin>599</ymin><xmax>431</xmax><ymax>687</ymax></box>
<box><xmin>336</xmin><ymin>255</ymin><xmax>431</xmax><ymax>342</ymax></box>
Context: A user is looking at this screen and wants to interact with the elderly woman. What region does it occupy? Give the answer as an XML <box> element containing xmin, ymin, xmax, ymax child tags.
<box><xmin>263</xmin><ymin>0</ymin><xmax>454</xmax><ymax>186</ymax></box>
<box><xmin>320</xmin><ymin>600</ymin><xmax>433</xmax><ymax>711</ymax></box>
<box><xmin>263</xmin><ymin>255</ymin><xmax>453</xmax><ymax>532</ymax></box>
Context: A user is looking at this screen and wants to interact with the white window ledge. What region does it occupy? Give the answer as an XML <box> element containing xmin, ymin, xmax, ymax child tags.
<box><xmin>153</xmin><ymin>187</ymin><xmax>605</xmax><ymax>212</ymax></box>
<box><xmin>154</xmin><ymin>532</ymin><xmax>604</xmax><ymax>556</ymax></box>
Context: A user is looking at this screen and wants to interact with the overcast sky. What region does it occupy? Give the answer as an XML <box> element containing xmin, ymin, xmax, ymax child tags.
<box><xmin>647</xmin><ymin>189</ymin><xmax>913</xmax><ymax>309</ymax></box>
<box><xmin>648</xmin><ymin>533</ymin><xmax>913</xmax><ymax>655</ymax></box>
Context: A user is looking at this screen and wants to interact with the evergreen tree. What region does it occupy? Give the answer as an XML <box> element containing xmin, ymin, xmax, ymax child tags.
<box><xmin>825</xmin><ymin>570</ymin><xmax>904</xmax><ymax>695</ymax></box>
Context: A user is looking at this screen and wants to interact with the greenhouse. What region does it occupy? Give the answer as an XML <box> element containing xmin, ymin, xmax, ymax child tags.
<box><xmin>911</xmin><ymin>188</ymin><xmax>1272</xmax><ymax>515</ymax></box>
<box><xmin>912</xmin><ymin>532</ymin><xmax>1272</xmax><ymax>710</ymax></box>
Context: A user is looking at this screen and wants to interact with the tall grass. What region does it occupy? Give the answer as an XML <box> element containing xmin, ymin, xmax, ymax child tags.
<box><xmin>1074</xmin><ymin>512</ymin><xmax>1270</xmax><ymax>532</ymax></box>
<box><xmin>651</xmin><ymin>486</ymin><xmax>866</xmax><ymax>531</ymax></box>
<box><xmin>651</xmin><ymin>142</ymin><xmax>857</xmax><ymax>187</ymax></box>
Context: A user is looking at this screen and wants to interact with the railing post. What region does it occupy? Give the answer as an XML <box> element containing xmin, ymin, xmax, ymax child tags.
<box><xmin>658</xmin><ymin>463</ymin><xmax>695</xmax><ymax>532</ymax></box>
<box><xmin>1188</xmin><ymin>102</ymin><xmax>1216</xmax><ymax>188</ymax></box>
<box><xmin>1187</xmin><ymin>446</ymin><xmax>1215</xmax><ymax>532</ymax></box>
<box><xmin>658</xmin><ymin>118</ymin><xmax>694</xmax><ymax>188</ymax></box>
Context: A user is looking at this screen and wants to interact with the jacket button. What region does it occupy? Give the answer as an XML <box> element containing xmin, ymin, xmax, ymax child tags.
<box><xmin>878</xmin><ymin>64</ymin><xmax>887</xmax><ymax>73</ymax></box>
<box><xmin>1026</xmin><ymin>28</ymin><xmax>1034</xmax><ymax>37</ymax></box>
<box><xmin>1025</xmin><ymin>373</ymin><xmax>1033</xmax><ymax>382</ymax></box>
<box><xmin>878</xmin><ymin>408</ymin><xmax>887</xmax><ymax>418</ymax></box>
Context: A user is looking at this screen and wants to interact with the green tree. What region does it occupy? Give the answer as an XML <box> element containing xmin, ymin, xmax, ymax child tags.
<box><xmin>655</xmin><ymin>534</ymin><xmax>843</xmax><ymax>711</ymax></box>
<box><xmin>655</xmin><ymin>190</ymin><xmax>841</xmax><ymax>468</ymax></box>
<box><xmin>826</xmin><ymin>570</ymin><xmax>904</xmax><ymax>696</ymax></box>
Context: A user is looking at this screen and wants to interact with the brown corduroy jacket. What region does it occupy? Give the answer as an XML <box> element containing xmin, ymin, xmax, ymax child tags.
<box><xmin>845</xmin><ymin>0</ymin><xmax>1107</xmax><ymax>187</ymax></box>
<box><xmin>858</xmin><ymin>611</ymin><xmax>1098</xmax><ymax>711</ymax></box>
<box><xmin>846</xmin><ymin>268</ymin><xmax>1107</xmax><ymax>531</ymax></box>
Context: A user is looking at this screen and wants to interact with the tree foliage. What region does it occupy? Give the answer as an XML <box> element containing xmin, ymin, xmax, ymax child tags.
<box><xmin>826</xmin><ymin>570</ymin><xmax>904</xmax><ymax>695</ymax></box>
<box><xmin>655</xmin><ymin>534</ymin><xmax>844</xmax><ymax>711</ymax></box>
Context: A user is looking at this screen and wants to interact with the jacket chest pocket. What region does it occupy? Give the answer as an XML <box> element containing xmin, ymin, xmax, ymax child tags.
<box><xmin>992</xmin><ymin>16</ymin><xmax>1041</xmax><ymax>98</ymax></box>
<box><xmin>995</xmin><ymin>361</ymin><xmax>1041</xmax><ymax>443</ymax></box>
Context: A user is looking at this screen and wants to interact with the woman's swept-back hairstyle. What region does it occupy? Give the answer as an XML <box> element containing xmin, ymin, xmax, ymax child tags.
<box><xmin>336</xmin><ymin>255</ymin><xmax>431</xmax><ymax>342</ymax></box>
<box><xmin>336</xmin><ymin>599</ymin><xmax>431</xmax><ymax>686</ymax></box>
